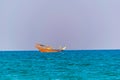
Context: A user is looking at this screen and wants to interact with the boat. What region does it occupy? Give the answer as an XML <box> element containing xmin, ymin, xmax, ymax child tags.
<box><xmin>35</xmin><ymin>43</ymin><xmax>66</xmax><ymax>52</ymax></box>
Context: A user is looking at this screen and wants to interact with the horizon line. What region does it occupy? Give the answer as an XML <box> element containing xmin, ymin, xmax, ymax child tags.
<box><xmin>0</xmin><ymin>49</ymin><xmax>120</xmax><ymax>51</ymax></box>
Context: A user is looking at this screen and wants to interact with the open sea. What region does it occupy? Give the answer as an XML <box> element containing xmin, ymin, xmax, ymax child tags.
<box><xmin>0</xmin><ymin>50</ymin><xmax>120</xmax><ymax>80</ymax></box>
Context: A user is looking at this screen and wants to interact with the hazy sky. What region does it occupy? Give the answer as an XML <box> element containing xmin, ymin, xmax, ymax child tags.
<box><xmin>0</xmin><ymin>0</ymin><xmax>120</xmax><ymax>50</ymax></box>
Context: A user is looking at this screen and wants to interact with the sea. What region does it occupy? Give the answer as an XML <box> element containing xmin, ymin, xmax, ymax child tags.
<box><xmin>0</xmin><ymin>50</ymin><xmax>120</xmax><ymax>80</ymax></box>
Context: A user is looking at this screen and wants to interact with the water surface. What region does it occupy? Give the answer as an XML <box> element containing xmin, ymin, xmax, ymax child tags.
<box><xmin>0</xmin><ymin>50</ymin><xmax>120</xmax><ymax>80</ymax></box>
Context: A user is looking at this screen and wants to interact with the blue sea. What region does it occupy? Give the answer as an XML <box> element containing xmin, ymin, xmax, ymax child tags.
<box><xmin>0</xmin><ymin>50</ymin><xmax>120</xmax><ymax>80</ymax></box>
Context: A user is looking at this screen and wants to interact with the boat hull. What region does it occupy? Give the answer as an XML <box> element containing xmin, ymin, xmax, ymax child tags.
<box><xmin>35</xmin><ymin>44</ymin><xmax>62</xmax><ymax>52</ymax></box>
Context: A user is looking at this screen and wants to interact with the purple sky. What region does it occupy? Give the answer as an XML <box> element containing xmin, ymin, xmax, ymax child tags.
<box><xmin>0</xmin><ymin>0</ymin><xmax>120</xmax><ymax>50</ymax></box>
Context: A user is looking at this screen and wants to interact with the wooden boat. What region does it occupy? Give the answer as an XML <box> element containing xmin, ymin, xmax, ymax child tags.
<box><xmin>35</xmin><ymin>43</ymin><xmax>66</xmax><ymax>52</ymax></box>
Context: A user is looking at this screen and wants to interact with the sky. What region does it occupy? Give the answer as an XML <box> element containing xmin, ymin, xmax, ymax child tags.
<box><xmin>0</xmin><ymin>0</ymin><xmax>120</xmax><ymax>50</ymax></box>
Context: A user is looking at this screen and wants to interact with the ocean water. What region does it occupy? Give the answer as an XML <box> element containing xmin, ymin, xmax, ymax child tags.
<box><xmin>0</xmin><ymin>50</ymin><xmax>120</xmax><ymax>80</ymax></box>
